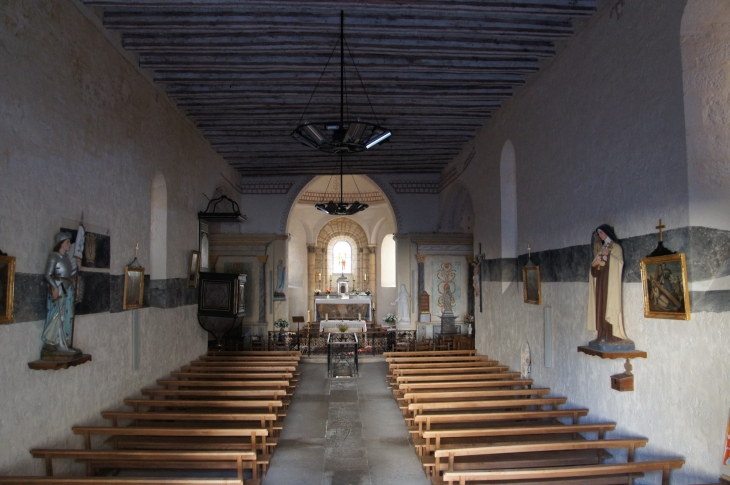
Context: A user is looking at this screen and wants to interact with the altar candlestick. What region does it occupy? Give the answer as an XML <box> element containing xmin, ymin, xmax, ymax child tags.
<box><xmin>326</xmin><ymin>313</ymin><xmax>328</xmax><ymax>321</ymax></box>
<box><xmin>358</xmin><ymin>313</ymin><xmax>361</xmax><ymax>321</ymax></box>
<box><xmin>364</xmin><ymin>273</ymin><xmax>367</xmax><ymax>281</ymax></box>
<box><xmin>307</xmin><ymin>310</ymin><xmax>311</xmax><ymax>322</ymax></box>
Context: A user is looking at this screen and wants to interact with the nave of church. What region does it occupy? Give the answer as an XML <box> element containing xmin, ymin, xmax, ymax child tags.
<box><xmin>2</xmin><ymin>0</ymin><xmax>730</xmax><ymax>484</ymax></box>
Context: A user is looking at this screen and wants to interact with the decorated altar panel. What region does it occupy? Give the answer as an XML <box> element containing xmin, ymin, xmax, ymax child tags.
<box><xmin>315</xmin><ymin>297</ymin><xmax>372</xmax><ymax>321</ymax></box>
<box><xmin>426</xmin><ymin>258</ymin><xmax>467</xmax><ymax>318</ymax></box>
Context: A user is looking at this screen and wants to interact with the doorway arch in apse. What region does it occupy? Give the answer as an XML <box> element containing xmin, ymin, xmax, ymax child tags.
<box><xmin>500</xmin><ymin>140</ymin><xmax>517</xmax><ymax>293</ymax></box>
<box><xmin>150</xmin><ymin>171</ymin><xmax>167</xmax><ymax>281</ymax></box>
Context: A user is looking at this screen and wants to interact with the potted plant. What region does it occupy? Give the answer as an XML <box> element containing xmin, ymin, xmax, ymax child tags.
<box><xmin>274</xmin><ymin>318</ymin><xmax>289</xmax><ymax>333</ymax></box>
<box><xmin>337</xmin><ymin>323</ymin><xmax>349</xmax><ymax>333</ymax></box>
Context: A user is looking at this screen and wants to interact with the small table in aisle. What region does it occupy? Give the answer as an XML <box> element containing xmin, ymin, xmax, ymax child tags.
<box><xmin>327</xmin><ymin>332</ymin><xmax>359</xmax><ymax>377</ymax></box>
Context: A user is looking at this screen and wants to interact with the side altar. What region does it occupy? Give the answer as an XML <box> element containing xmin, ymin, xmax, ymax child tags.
<box><xmin>315</xmin><ymin>296</ymin><xmax>372</xmax><ymax>321</ymax></box>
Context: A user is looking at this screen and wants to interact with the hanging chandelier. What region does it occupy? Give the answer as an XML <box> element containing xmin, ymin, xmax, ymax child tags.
<box><xmin>314</xmin><ymin>155</ymin><xmax>369</xmax><ymax>215</ymax></box>
<box><xmin>291</xmin><ymin>11</ymin><xmax>392</xmax><ymax>154</ymax></box>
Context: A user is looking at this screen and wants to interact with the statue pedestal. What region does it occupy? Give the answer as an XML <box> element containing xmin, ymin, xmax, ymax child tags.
<box><xmin>439</xmin><ymin>314</ymin><xmax>456</xmax><ymax>334</ymax></box>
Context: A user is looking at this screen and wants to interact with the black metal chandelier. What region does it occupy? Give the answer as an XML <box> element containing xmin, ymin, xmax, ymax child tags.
<box><xmin>315</xmin><ymin>155</ymin><xmax>369</xmax><ymax>215</ymax></box>
<box><xmin>291</xmin><ymin>11</ymin><xmax>392</xmax><ymax>154</ymax></box>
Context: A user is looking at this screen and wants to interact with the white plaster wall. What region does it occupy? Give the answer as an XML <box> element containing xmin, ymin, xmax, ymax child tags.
<box><xmin>0</xmin><ymin>0</ymin><xmax>238</xmax><ymax>473</ymax></box>
<box><xmin>681</xmin><ymin>0</ymin><xmax>730</xmax><ymax>231</ymax></box>
<box><xmin>479</xmin><ymin>281</ymin><xmax>730</xmax><ymax>484</ymax></box>
<box><xmin>459</xmin><ymin>0</ymin><xmax>690</xmax><ymax>258</ymax></box>
<box><xmin>455</xmin><ymin>0</ymin><xmax>728</xmax><ymax>482</ymax></box>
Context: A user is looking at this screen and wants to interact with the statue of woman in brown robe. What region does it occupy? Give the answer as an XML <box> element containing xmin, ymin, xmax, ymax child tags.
<box><xmin>586</xmin><ymin>224</ymin><xmax>634</xmax><ymax>351</ymax></box>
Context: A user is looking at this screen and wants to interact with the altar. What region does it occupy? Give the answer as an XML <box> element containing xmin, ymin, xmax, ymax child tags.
<box><xmin>315</xmin><ymin>296</ymin><xmax>372</xmax><ymax>321</ymax></box>
<box><xmin>319</xmin><ymin>320</ymin><xmax>367</xmax><ymax>333</ymax></box>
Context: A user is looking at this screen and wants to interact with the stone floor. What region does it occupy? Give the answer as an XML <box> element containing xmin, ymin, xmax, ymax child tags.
<box><xmin>262</xmin><ymin>360</ymin><xmax>430</xmax><ymax>485</ymax></box>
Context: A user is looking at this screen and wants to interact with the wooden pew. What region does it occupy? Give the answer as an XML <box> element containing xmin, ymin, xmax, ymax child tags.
<box><xmin>386</xmin><ymin>356</ymin><xmax>492</xmax><ymax>364</ymax></box>
<box><xmin>402</xmin><ymin>388</ymin><xmax>552</xmax><ymax>405</ymax></box>
<box><xmin>0</xmin><ymin>479</ymin><xmax>248</xmax><ymax>485</ymax></box>
<box><xmin>407</xmin><ymin>397</ymin><xmax>568</xmax><ymax>425</ymax></box>
<box><xmin>394</xmin><ymin>379</ymin><xmax>533</xmax><ymax>399</ymax></box>
<box><xmin>101</xmin><ymin>411</ymin><xmax>280</xmax><ymax>435</ymax></box>
<box><xmin>395</xmin><ymin>373</ymin><xmax>521</xmax><ymax>385</ymax></box>
<box><xmin>140</xmin><ymin>389</ymin><xmax>287</xmax><ymax>400</ymax></box>
<box><xmin>123</xmin><ymin>398</ymin><xmax>284</xmax><ymax>416</ymax></box>
<box><xmin>180</xmin><ymin>365</ymin><xmax>297</xmax><ymax>373</ymax></box>
<box><xmin>207</xmin><ymin>351</ymin><xmax>300</xmax><ymax>358</ymax></box>
<box><xmin>383</xmin><ymin>350</ymin><xmax>477</xmax><ymax>358</ymax></box>
<box><xmin>425</xmin><ymin>438</ymin><xmax>648</xmax><ymax>476</ymax></box>
<box><xmin>71</xmin><ymin>426</ymin><xmax>273</xmax><ymax>454</ymax></box>
<box><xmin>418</xmin><ymin>422</ymin><xmax>618</xmax><ymax>456</ymax></box>
<box><xmin>439</xmin><ymin>459</ymin><xmax>685</xmax><ymax>485</ymax></box>
<box><xmin>412</xmin><ymin>409</ymin><xmax>590</xmax><ymax>435</ymax></box>
<box><xmin>198</xmin><ymin>355</ymin><xmax>300</xmax><ymax>362</ymax></box>
<box><xmin>392</xmin><ymin>366</ymin><xmax>509</xmax><ymax>377</ymax></box>
<box><xmin>168</xmin><ymin>372</ymin><xmax>294</xmax><ymax>382</ymax></box>
<box><xmin>29</xmin><ymin>449</ymin><xmax>262</xmax><ymax>479</ymax></box>
<box><xmin>156</xmin><ymin>380</ymin><xmax>290</xmax><ymax>390</ymax></box>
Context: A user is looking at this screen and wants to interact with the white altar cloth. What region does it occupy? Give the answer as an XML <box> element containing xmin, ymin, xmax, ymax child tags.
<box><xmin>319</xmin><ymin>320</ymin><xmax>367</xmax><ymax>333</ymax></box>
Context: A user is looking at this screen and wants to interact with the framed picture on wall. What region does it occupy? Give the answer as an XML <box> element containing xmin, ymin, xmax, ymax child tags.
<box><xmin>187</xmin><ymin>250</ymin><xmax>201</xmax><ymax>288</ymax></box>
<box><xmin>640</xmin><ymin>253</ymin><xmax>690</xmax><ymax>320</ymax></box>
<box><xmin>0</xmin><ymin>255</ymin><xmax>16</xmax><ymax>324</ymax></box>
<box><xmin>522</xmin><ymin>265</ymin><xmax>541</xmax><ymax>305</ymax></box>
<box><xmin>123</xmin><ymin>266</ymin><xmax>145</xmax><ymax>310</ymax></box>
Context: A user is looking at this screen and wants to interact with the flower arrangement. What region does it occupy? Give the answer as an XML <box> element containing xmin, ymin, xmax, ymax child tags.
<box><xmin>464</xmin><ymin>314</ymin><xmax>475</xmax><ymax>324</ymax></box>
<box><xmin>274</xmin><ymin>318</ymin><xmax>289</xmax><ymax>330</ymax></box>
<box><xmin>325</xmin><ymin>287</ymin><xmax>331</xmax><ymax>294</ymax></box>
<box><xmin>354</xmin><ymin>287</ymin><xmax>361</xmax><ymax>293</ymax></box>
<box><xmin>383</xmin><ymin>313</ymin><xmax>397</xmax><ymax>324</ymax></box>
<box><xmin>337</xmin><ymin>323</ymin><xmax>349</xmax><ymax>332</ymax></box>
<box><xmin>365</xmin><ymin>289</ymin><xmax>371</xmax><ymax>295</ymax></box>
<box><xmin>314</xmin><ymin>288</ymin><xmax>321</xmax><ymax>295</ymax></box>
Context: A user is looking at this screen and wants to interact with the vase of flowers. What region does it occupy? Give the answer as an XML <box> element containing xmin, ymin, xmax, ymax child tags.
<box><xmin>274</xmin><ymin>318</ymin><xmax>289</xmax><ymax>333</ymax></box>
<box><xmin>464</xmin><ymin>314</ymin><xmax>475</xmax><ymax>335</ymax></box>
<box><xmin>314</xmin><ymin>288</ymin><xmax>321</xmax><ymax>296</ymax></box>
<box><xmin>383</xmin><ymin>313</ymin><xmax>397</xmax><ymax>329</ymax></box>
<box><xmin>365</xmin><ymin>289</ymin><xmax>371</xmax><ymax>296</ymax></box>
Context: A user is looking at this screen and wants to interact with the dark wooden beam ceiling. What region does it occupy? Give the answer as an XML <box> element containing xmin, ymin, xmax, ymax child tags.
<box><xmin>82</xmin><ymin>0</ymin><xmax>597</xmax><ymax>176</ymax></box>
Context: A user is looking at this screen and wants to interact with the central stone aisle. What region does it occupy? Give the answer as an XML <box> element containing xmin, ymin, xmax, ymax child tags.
<box><xmin>263</xmin><ymin>360</ymin><xmax>429</xmax><ymax>485</ymax></box>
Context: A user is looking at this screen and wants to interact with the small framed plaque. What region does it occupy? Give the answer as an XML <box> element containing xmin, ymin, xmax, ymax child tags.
<box><xmin>123</xmin><ymin>266</ymin><xmax>145</xmax><ymax>310</ymax></box>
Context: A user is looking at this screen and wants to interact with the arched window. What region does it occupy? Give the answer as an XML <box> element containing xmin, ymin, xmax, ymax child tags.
<box><xmin>332</xmin><ymin>240</ymin><xmax>352</xmax><ymax>274</ymax></box>
<box><xmin>500</xmin><ymin>141</ymin><xmax>517</xmax><ymax>293</ymax></box>
<box><xmin>150</xmin><ymin>171</ymin><xmax>167</xmax><ymax>280</ymax></box>
<box><xmin>380</xmin><ymin>234</ymin><xmax>396</xmax><ymax>287</ymax></box>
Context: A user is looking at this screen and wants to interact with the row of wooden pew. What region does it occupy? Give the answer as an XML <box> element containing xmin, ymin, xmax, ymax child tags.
<box><xmin>2</xmin><ymin>350</ymin><xmax>302</xmax><ymax>485</ymax></box>
<box><xmin>384</xmin><ymin>349</ymin><xmax>685</xmax><ymax>485</ymax></box>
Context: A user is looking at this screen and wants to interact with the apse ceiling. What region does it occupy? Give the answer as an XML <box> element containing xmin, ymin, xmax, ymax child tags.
<box><xmin>84</xmin><ymin>0</ymin><xmax>598</xmax><ymax>176</ymax></box>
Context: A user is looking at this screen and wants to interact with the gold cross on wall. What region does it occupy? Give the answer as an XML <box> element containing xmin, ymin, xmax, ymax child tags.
<box><xmin>656</xmin><ymin>219</ymin><xmax>666</xmax><ymax>242</ymax></box>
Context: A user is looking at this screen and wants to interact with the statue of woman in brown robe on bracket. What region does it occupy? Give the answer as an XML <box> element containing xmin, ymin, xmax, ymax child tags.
<box><xmin>586</xmin><ymin>224</ymin><xmax>635</xmax><ymax>351</ymax></box>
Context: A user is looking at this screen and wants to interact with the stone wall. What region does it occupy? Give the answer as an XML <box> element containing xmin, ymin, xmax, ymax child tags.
<box><xmin>0</xmin><ymin>0</ymin><xmax>238</xmax><ymax>473</ymax></box>
<box><xmin>452</xmin><ymin>0</ymin><xmax>729</xmax><ymax>483</ymax></box>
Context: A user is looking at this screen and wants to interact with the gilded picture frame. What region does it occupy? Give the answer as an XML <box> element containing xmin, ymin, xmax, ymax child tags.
<box><xmin>0</xmin><ymin>255</ymin><xmax>16</xmax><ymax>324</ymax></box>
<box><xmin>123</xmin><ymin>266</ymin><xmax>145</xmax><ymax>310</ymax></box>
<box><xmin>640</xmin><ymin>253</ymin><xmax>690</xmax><ymax>320</ymax></box>
<box><xmin>187</xmin><ymin>250</ymin><xmax>201</xmax><ymax>288</ymax></box>
<box><xmin>522</xmin><ymin>265</ymin><xmax>542</xmax><ymax>305</ymax></box>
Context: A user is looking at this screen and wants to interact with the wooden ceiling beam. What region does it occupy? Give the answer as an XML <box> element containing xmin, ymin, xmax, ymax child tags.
<box><xmin>123</xmin><ymin>34</ymin><xmax>556</xmax><ymax>57</ymax></box>
<box><xmin>86</xmin><ymin>1</ymin><xmax>597</xmax><ymax>17</ymax></box>
<box><xmin>154</xmin><ymin>71</ymin><xmax>528</xmax><ymax>84</ymax></box>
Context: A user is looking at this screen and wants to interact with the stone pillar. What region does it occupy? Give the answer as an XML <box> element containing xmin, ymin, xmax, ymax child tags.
<box><xmin>466</xmin><ymin>256</ymin><xmax>475</xmax><ymax>317</ymax></box>
<box><xmin>416</xmin><ymin>253</ymin><xmax>427</xmax><ymax>297</ymax></box>
<box><xmin>307</xmin><ymin>245</ymin><xmax>316</xmax><ymax>317</ymax></box>
<box><xmin>367</xmin><ymin>245</ymin><xmax>377</xmax><ymax>302</ymax></box>
<box><xmin>257</xmin><ymin>255</ymin><xmax>268</xmax><ymax>324</ymax></box>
